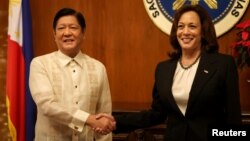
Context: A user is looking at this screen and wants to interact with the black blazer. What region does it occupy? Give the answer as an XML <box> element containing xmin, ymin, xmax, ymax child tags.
<box><xmin>114</xmin><ymin>52</ymin><xmax>241</xmax><ymax>141</ymax></box>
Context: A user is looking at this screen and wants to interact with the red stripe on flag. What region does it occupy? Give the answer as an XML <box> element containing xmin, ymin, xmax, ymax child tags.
<box><xmin>6</xmin><ymin>35</ymin><xmax>26</xmax><ymax>141</ymax></box>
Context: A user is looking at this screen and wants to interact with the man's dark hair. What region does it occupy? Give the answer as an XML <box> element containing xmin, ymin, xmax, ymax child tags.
<box><xmin>53</xmin><ymin>8</ymin><xmax>86</xmax><ymax>32</ymax></box>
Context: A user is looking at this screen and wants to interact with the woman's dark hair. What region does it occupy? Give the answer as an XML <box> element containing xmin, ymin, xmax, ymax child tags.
<box><xmin>53</xmin><ymin>8</ymin><xmax>86</xmax><ymax>32</ymax></box>
<box><xmin>169</xmin><ymin>5</ymin><xmax>219</xmax><ymax>59</ymax></box>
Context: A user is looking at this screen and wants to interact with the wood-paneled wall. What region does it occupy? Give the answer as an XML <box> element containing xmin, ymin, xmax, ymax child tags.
<box><xmin>29</xmin><ymin>0</ymin><xmax>250</xmax><ymax>113</ymax></box>
<box><xmin>0</xmin><ymin>0</ymin><xmax>10</xmax><ymax>140</ymax></box>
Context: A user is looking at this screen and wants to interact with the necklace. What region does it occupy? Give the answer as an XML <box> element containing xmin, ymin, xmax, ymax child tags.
<box><xmin>179</xmin><ymin>54</ymin><xmax>201</xmax><ymax>70</ymax></box>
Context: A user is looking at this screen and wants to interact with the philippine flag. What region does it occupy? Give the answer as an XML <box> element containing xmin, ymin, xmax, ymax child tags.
<box><xmin>6</xmin><ymin>0</ymin><xmax>36</xmax><ymax>141</ymax></box>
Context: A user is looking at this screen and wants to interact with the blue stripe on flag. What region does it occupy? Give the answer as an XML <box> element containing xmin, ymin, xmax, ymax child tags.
<box><xmin>22</xmin><ymin>0</ymin><xmax>37</xmax><ymax>141</ymax></box>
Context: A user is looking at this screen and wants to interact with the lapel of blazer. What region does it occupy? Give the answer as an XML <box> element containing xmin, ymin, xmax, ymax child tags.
<box><xmin>163</xmin><ymin>59</ymin><xmax>184</xmax><ymax>114</ymax></box>
<box><xmin>185</xmin><ymin>52</ymin><xmax>217</xmax><ymax>115</ymax></box>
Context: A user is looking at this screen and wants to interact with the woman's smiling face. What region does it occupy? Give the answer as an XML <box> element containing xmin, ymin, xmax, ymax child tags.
<box><xmin>176</xmin><ymin>11</ymin><xmax>202</xmax><ymax>52</ymax></box>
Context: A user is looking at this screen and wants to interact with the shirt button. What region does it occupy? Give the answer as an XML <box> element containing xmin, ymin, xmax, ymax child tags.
<box><xmin>75</xmin><ymin>85</ymin><xmax>77</xmax><ymax>88</ymax></box>
<box><xmin>73</xmin><ymin>70</ymin><xmax>75</xmax><ymax>72</ymax></box>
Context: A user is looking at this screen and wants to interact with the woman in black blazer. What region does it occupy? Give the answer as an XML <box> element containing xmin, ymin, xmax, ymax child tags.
<box><xmin>97</xmin><ymin>4</ymin><xmax>242</xmax><ymax>141</ymax></box>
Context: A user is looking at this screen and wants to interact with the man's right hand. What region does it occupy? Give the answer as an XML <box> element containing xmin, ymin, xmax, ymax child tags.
<box><xmin>86</xmin><ymin>114</ymin><xmax>116</xmax><ymax>135</ymax></box>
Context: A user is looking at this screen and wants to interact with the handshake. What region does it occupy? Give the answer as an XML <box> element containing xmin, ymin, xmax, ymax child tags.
<box><xmin>86</xmin><ymin>113</ymin><xmax>116</xmax><ymax>135</ymax></box>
